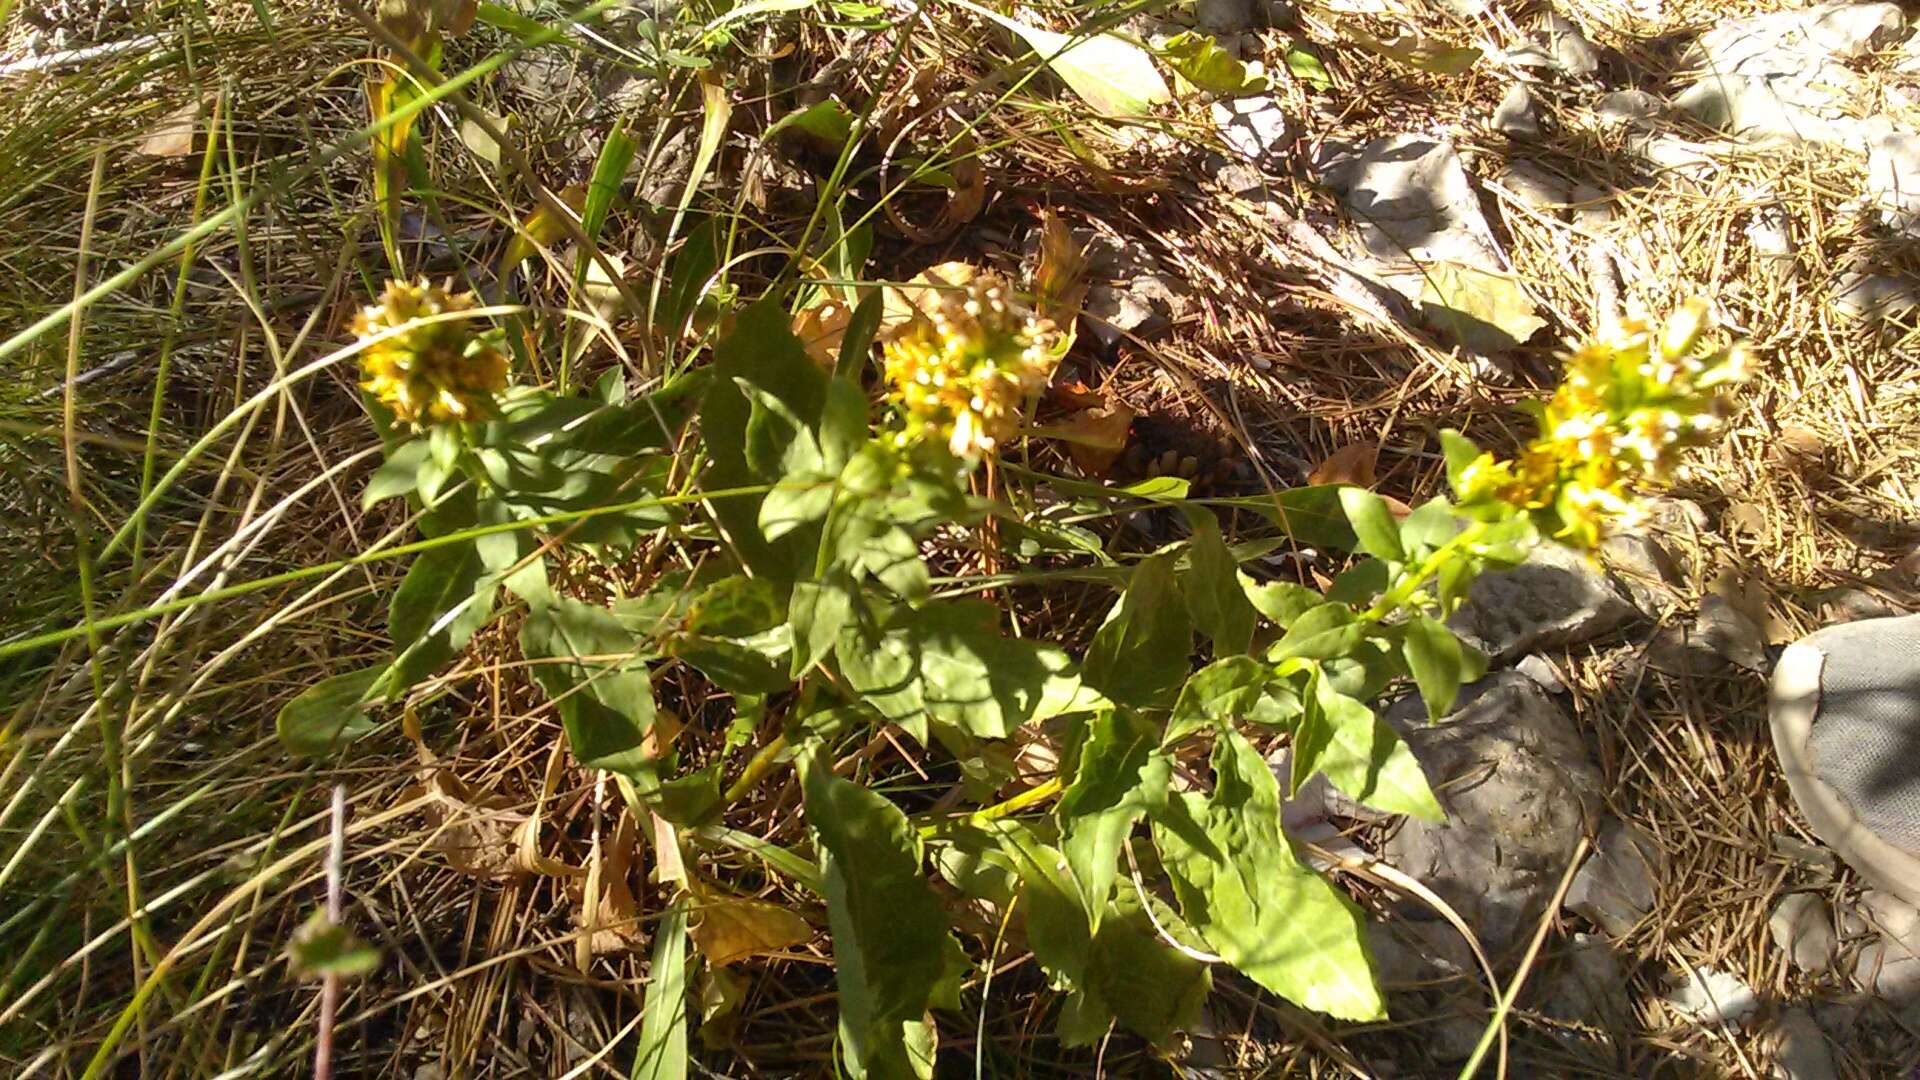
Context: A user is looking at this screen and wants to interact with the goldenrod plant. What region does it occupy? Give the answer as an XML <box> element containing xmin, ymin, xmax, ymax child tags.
<box><xmin>281</xmin><ymin>267</ymin><xmax>1747</xmax><ymax>1075</ymax></box>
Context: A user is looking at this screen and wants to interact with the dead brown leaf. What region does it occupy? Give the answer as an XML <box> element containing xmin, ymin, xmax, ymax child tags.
<box><xmin>1308</xmin><ymin>441</ymin><xmax>1380</xmax><ymax>488</ymax></box>
<box><xmin>793</xmin><ymin>299</ymin><xmax>853</xmax><ymax>366</ymax></box>
<box><xmin>138</xmin><ymin>101</ymin><xmax>200</xmax><ymax>158</ymax></box>
<box><xmin>1037</xmin><ymin>389</ymin><xmax>1136</xmax><ymax>477</ymax></box>
<box><xmin>881</xmin><ymin>261</ymin><xmax>979</xmax><ymax>340</ymax></box>
<box><xmin>690</xmin><ymin>897</ymin><xmax>814</xmax><ymax>967</ymax></box>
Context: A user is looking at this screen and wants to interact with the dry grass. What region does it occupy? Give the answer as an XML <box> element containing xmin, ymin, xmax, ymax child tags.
<box><xmin>2</xmin><ymin>0</ymin><xmax>1917</xmax><ymax>1074</ymax></box>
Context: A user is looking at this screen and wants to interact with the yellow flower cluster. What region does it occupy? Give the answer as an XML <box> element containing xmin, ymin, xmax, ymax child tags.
<box><xmin>882</xmin><ymin>274</ymin><xmax>1057</xmax><ymax>459</ymax></box>
<box><xmin>1457</xmin><ymin>300</ymin><xmax>1751</xmax><ymax>548</ymax></box>
<box><xmin>353</xmin><ymin>279</ymin><xmax>509</xmax><ymax>428</ymax></box>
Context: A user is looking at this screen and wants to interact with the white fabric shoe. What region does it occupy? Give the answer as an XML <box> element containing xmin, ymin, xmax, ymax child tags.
<box><xmin>1770</xmin><ymin>614</ymin><xmax>1920</xmax><ymax>905</ymax></box>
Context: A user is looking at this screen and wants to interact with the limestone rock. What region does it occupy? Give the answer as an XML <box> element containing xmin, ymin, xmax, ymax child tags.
<box><xmin>1834</xmin><ymin>270</ymin><xmax>1920</xmax><ymax>322</ymax></box>
<box><xmin>1322</xmin><ymin>134</ymin><xmax>1504</xmax><ymax>273</ymax></box>
<box><xmin>1594</xmin><ymin>89</ymin><xmax>1662</xmax><ymax>129</ymax></box>
<box><xmin>1674</xmin><ymin>3</ymin><xmax>1909</xmax><ymax>147</ymax></box>
<box><xmin>1212</xmin><ymin>95</ymin><xmax>1289</xmax><ymax>162</ymax></box>
<box><xmin>1448</xmin><ymin>542</ymin><xmax>1637</xmax><ymax>662</ymax></box>
<box><xmin>1499</xmin><ymin>160</ymin><xmax>1571</xmax><ymax>216</ymax></box>
<box><xmin>1567</xmin><ymin>819</ymin><xmax>1664</xmax><ymax>936</ymax></box>
<box><xmin>1380</xmin><ymin>674</ymin><xmax>1605</xmax><ymax>960</ymax></box>
<box><xmin>1493</xmin><ymin>83</ymin><xmax>1541</xmax><ymax>141</ymax></box>
<box><xmin>1196</xmin><ymin>0</ymin><xmax>1255</xmax><ymax>33</ymax></box>
<box><xmin>1535</xmin><ymin>12</ymin><xmax>1600</xmax><ymax>79</ymax></box>
<box><xmin>1664</xmin><ymin>965</ymin><xmax>1758</xmax><ymax>1026</ymax></box>
<box><xmin>1866</xmin><ymin>130</ymin><xmax>1920</xmax><ymax>238</ymax></box>
<box><xmin>1770</xmin><ymin>1007</ymin><xmax>1839</xmax><ymax>1080</ymax></box>
<box><xmin>1539</xmin><ymin>933</ymin><xmax>1633</xmax><ymax>1061</ymax></box>
<box><xmin>1769</xmin><ymin>892</ymin><xmax>1839</xmax><ymax>975</ymax></box>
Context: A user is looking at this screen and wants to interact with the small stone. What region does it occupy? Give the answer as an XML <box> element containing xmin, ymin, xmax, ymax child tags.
<box><xmin>1746</xmin><ymin>203</ymin><xmax>1795</xmax><ymax>260</ymax></box>
<box><xmin>1499</xmin><ymin>160</ymin><xmax>1571</xmax><ymax>215</ymax></box>
<box><xmin>1540</xmin><ymin>933</ymin><xmax>1633</xmax><ymax>1055</ymax></box>
<box><xmin>1515</xmin><ymin>654</ymin><xmax>1567</xmax><ymax>693</ymax></box>
<box><xmin>1567</xmin><ymin>819</ymin><xmax>1664</xmax><ymax>936</ymax></box>
<box><xmin>1601</xmin><ymin>497</ymin><xmax>1708</xmax><ymax>614</ymax></box>
<box><xmin>1833</xmin><ymin>271</ymin><xmax>1920</xmax><ymax>322</ymax></box>
<box><xmin>1196</xmin><ymin>0</ymin><xmax>1255</xmax><ymax>33</ymax></box>
<box><xmin>1380</xmin><ymin>674</ymin><xmax>1604</xmax><ymax>960</ymax></box>
<box><xmin>1493</xmin><ymin>83</ymin><xmax>1541</xmax><ymax>140</ymax></box>
<box><xmin>1867</xmin><ymin>130</ymin><xmax>1920</xmax><ymax>238</ymax></box>
<box><xmin>1664</xmin><ymin>965</ymin><xmax>1758</xmax><ymax>1027</ymax></box>
<box><xmin>1696</xmin><ymin>594</ymin><xmax>1769</xmax><ymax>673</ymax></box>
<box><xmin>1812</xmin><ymin>586</ymin><xmax>1905</xmax><ymax>622</ymax></box>
<box><xmin>1536</xmin><ymin>12</ymin><xmax>1600</xmax><ymax>79</ymax></box>
<box><xmin>1594</xmin><ymin>89</ymin><xmax>1663</xmax><ymax>128</ymax></box>
<box><xmin>1212</xmin><ymin>95</ymin><xmax>1288</xmax><ymax>161</ymax></box>
<box><xmin>1770</xmin><ymin>1007</ymin><xmax>1839</xmax><ymax>1080</ymax></box>
<box><xmin>1448</xmin><ymin>542</ymin><xmax>1637</xmax><ymax>663</ymax></box>
<box><xmin>1769</xmin><ymin>893</ymin><xmax>1838</xmax><ymax>975</ymax></box>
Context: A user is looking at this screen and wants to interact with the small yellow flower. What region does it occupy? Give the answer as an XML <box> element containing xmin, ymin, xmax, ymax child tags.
<box><xmin>354</xmin><ymin>278</ymin><xmax>508</xmax><ymax>428</ymax></box>
<box><xmin>1461</xmin><ymin>300</ymin><xmax>1749</xmax><ymax>547</ymax></box>
<box><xmin>881</xmin><ymin>273</ymin><xmax>1057</xmax><ymax>459</ymax></box>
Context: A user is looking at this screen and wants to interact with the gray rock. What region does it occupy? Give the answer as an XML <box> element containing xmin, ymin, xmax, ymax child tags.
<box><xmin>1367</xmin><ymin>917</ymin><xmax>1478</xmax><ymax>987</ymax></box>
<box><xmin>1567</xmin><ymin>819</ymin><xmax>1664</xmax><ymax>936</ymax></box>
<box><xmin>1540</xmin><ymin>933</ymin><xmax>1633</xmax><ymax>1055</ymax></box>
<box><xmin>1866</xmin><ymin>130</ymin><xmax>1920</xmax><ymax>238</ymax></box>
<box><xmin>1769</xmin><ymin>893</ymin><xmax>1839</xmax><ymax>975</ymax></box>
<box><xmin>1196</xmin><ymin>0</ymin><xmax>1254</xmax><ymax>33</ymax></box>
<box><xmin>1675</xmin><ymin>3</ymin><xmax>1908</xmax><ymax>147</ymax></box>
<box><xmin>1535</xmin><ymin>12</ymin><xmax>1600</xmax><ymax>79</ymax></box>
<box><xmin>1212</xmin><ymin>95</ymin><xmax>1288</xmax><ymax>162</ymax></box>
<box><xmin>1601</xmin><ymin>497</ymin><xmax>1708</xmax><ymax>614</ymax></box>
<box><xmin>1515</xmin><ymin>654</ymin><xmax>1567</xmax><ymax>693</ymax></box>
<box><xmin>1380</xmin><ymin>674</ymin><xmax>1605</xmax><ymax>960</ymax></box>
<box><xmin>1746</xmin><ymin>201</ymin><xmax>1796</xmax><ymax>261</ymax></box>
<box><xmin>1593</xmin><ymin>89</ymin><xmax>1663</xmax><ymax>128</ymax></box>
<box><xmin>1493</xmin><ymin>84</ymin><xmax>1541</xmax><ymax>140</ymax></box>
<box><xmin>1083</xmin><ymin>274</ymin><xmax>1187</xmax><ymax>348</ymax></box>
<box><xmin>1664</xmin><ymin>964</ymin><xmax>1759</xmax><ymax>1026</ymax></box>
<box><xmin>1322</xmin><ymin>134</ymin><xmax>1503</xmax><ymax>272</ymax></box>
<box><xmin>1771</xmin><ymin>1007</ymin><xmax>1839</xmax><ymax>1080</ymax></box>
<box><xmin>1448</xmin><ymin>542</ymin><xmax>1637</xmax><ymax>663</ymax></box>
<box><xmin>1498</xmin><ymin>160</ymin><xmax>1571</xmax><ymax>215</ymax></box>
<box><xmin>1834</xmin><ymin>271</ymin><xmax>1920</xmax><ymax>322</ymax></box>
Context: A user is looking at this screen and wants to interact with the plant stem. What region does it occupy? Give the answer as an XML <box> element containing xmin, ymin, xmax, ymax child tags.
<box><xmin>723</xmin><ymin>733</ymin><xmax>788</xmax><ymax>804</ymax></box>
<box><xmin>1363</xmin><ymin>518</ymin><xmax>1494</xmax><ymax>622</ymax></box>
<box><xmin>917</xmin><ymin>776</ymin><xmax>1064</xmax><ymax>839</ymax></box>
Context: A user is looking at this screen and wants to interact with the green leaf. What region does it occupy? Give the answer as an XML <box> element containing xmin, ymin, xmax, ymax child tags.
<box><xmin>362</xmin><ymin>438</ymin><xmax>428</xmax><ymax>509</ymax></box>
<box><xmin>1181</xmin><ymin>509</ymin><xmax>1257</xmax><ymax>655</ymax></box>
<box><xmin>1216</xmin><ymin>484</ymin><xmax>1357</xmax><ymax>550</ymax></box>
<box><xmin>1418</xmin><ymin>261</ymin><xmax>1547</xmax><ymax>353</ymax></box>
<box><xmin>802</xmin><ymin>760</ymin><xmax>967</xmax><ymax>1079</ymax></box>
<box><xmin>951</xmin><ymin>0</ymin><xmax>1171</xmax><ymax>117</ymax></box>
<box><xmin>276</xmin><ymin>665</ymin><xmax>390</xmax><ymax>757</ymax></box>
<box><xmin>1151</xmin><ymin>729</ymin><xmax>1385</xmax><ymax>1021</ymax></box>
<box><xmin>521</xmin><ymin>598</ymin><xmax>656</xmax><ymax>775</ymax></box>
<box><xmin>632</xmin><ymin>901</ymin><xmax>689</xmax><ymax>1080</ymax></box>
<box><xmin>1343</xmin><ymin>24</ymin><xmax>1481</xmax><ymax>75</ymax></box>
<box><xmin>836</xmin><ymin>289</ymin><xmax>884</xmax><ymax>378</ymax></box>
<box><xmin>1303</xmin><ymin>670</ymin><xmax>1442</xmax><ymax>821</ymax></box>
<box><xmin>388</xmin><ymin>541</ymin><xmax>495</xmax><ymax>691</ymax></box>
<box><xmin>1440</xmin><ymin>430</ymin><xmax>1482</xmax><ymax>496</ymax></box>
<box><xmin>1325</xmin><ymin>558</ymin><xmax>1389</xmax><ymax>605</ymax></box>
<box><xmin>790</xmin><ymin>572</ymin><xmax>856</xmax><ymax>678</ymax></box>
<box><xmin>1083</xmin><ymin>553</ymin><xmax>1191</xmax><ymax>708</ymax></box>
<box><xmin>1058</xmin><ymin>710</ymin><xmax>1168</xmax><ymax>925</ymax></box>
<box><xmin>836</xmin><ymin>600</ymin><xmax>1091</xmax><ymax>743</ymax></box>
<box><xmin>1266</xmin><ymin>603</ymin><xmax>1363</xmax><ymax>663</ymax></box>
<box><xmin>1239</xmin><ymin>573</ymin><xmax>1322</xmax><ymax>628</ymax></box>
<box><xmin>1283</xmin><ymin>40</ymin><xmax>1333</xmax><ymax>91</ymax></box>
<box><xmin>1398</xmin><ymin>496</ymin><xmax>1461</xmax><ymax>557</ymax></box>
<box><xmin>287</xmin><ymin>911</ymin><xmax>380</xmax><ymax>979</ymax></box>
<box><xmin>770</xmin><ymin>98</ymin><xmax>855</xmax><ymax>149</ymax></box>
<box><xmin>1158</xmin><ymin>30</ymin><xmax>1270</xmax><ymax>95</ymax></box>
<box><xmin>1402</xmin><ymin>615</ymin><xmax>1464</xmax><ymax>720</ymax></box>
<box><xmin>1339</xmin><ymin>488</ymin><xmax>1404</xmax><ymax>563</ymax></box>
<box><xmin>993</xmin><ymin>822</ymin><xmax>1209</xmax><ymax>1049</ymax></box>
<box><xmin>1166</xmin><ymin>656</ymin><xmax>1271</xmax><ymax>744</ymax></box>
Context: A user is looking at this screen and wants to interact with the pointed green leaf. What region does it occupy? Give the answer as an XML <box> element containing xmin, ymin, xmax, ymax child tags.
<box><xmin>1339</xmin><ymin>487</ymin><xmax>1404</xmax><ymax>563</ymax></box>
<box><xmin>1058</xmin><ymin>710</ymin><xmax>1168</xmax><ymax>924</ymax></box>
<box><xmin>1181</xmin><ymin>508</ymin><xmax>1257</xmax><ymax>655</ymax></box>
<box><xmin>952</xmin><ymin>0</ymin><xmax>1171</xmax><ymax>117</ymax></box>
<box><xmin>1266</xmin><ymin>602</ymin><xmax>1363</xmax><ymax>663</ymax></box>
<box><xmin>1166</xmin><ymin>656</ymin><xmax>1271</xmax><ymax>745</ymax></box>
<box><xmin>388</xmin><ymin>541</ymin><xmax>495</xmax><ymax>691</ymax></box>
<box><xmin>521</xmin><ymin>597</ymin><xmax>655</xmax><ymax>775</ymax></box>
<box><xmin>362</xmin><ymin>437</ymin><xmax>428</xmax><ymax>509</ymax></box>
<box><xmin>1402</xmin><ymin>615</ymin><xmax>1464</xmax><ymax>720</ymax></box>
<box><xmin>802</xmin><ymin>760</ymin><xmax>967</xmax><ymax>1079</ymax></box>
<box><xmin>276</xmin><ymin>665</ymin><xmax>390</xmax><ymax>757</ymax></box>
<box><xmin>1239</xmin><ymin>573</ymin><xmax>1322</xmax><ymax>628</ymax></box>
<box><xmin>1151</xmin><ymin>729</ymin><xmax>1385</xmax><ymax>1021</ymax></box>
<box><xmin>1084</xmin><ymin>553</ymin><xmax>1191</xmax><ymax>708</ymax></box>
<box><xmin>790</xmin><ymin>573</ymin><xmax>856</xmax><ymax>678</ymax></box>
<box><xmin>1308</xmin><ymin>670</ymin><xmax>1442</xmax><ymax>821</ymax></box>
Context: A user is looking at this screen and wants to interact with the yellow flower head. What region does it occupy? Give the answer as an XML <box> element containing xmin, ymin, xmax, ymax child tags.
<box><xmin>353</xmin><ymin>278</ymin><xmax>508</xmax><ymax>428</ymax></box>
<box><xmin>1462</xmin><ymin>300</ymin><xmax>1749</xmax><ymax>547</ymax></box>
<box><xmin>881</xmin><ymin>273</ymin><xmax>1057</xmax><ymax>459</ymax></box>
